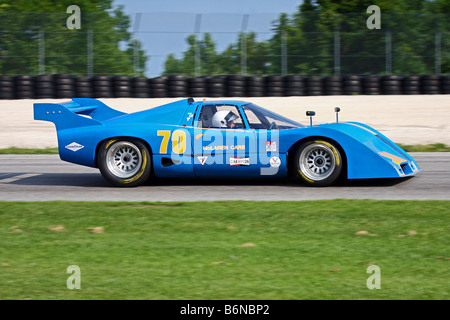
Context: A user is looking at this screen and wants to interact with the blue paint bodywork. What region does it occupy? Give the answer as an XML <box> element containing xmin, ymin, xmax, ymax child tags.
<box><xmin>34</xmin><ymin>98</ymin><xmax>420</xmax><ymax>181</ymax></box>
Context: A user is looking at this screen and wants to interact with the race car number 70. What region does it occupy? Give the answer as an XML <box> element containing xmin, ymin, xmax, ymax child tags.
<box><xmin>157</xmin><ymin>130</ymin><xmax>187</xmax><ymax>154</ymax></box>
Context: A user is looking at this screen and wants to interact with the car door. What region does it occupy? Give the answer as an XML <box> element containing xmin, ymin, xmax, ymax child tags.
<box><xmin>192</xmin><ymin>103</ymin><xmax>259</xmax><ymax>177</ymax></box>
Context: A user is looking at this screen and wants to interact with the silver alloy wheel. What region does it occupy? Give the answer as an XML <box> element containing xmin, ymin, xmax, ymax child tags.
<box><xmin>106</xmin><ymin>141</ymin><xmax>142</xmax><ymax>179</ymax></box>
<box><xmin>299</xmin><ymin>143</ymin><xmax>336</xmax><ymax>181</ymax></box>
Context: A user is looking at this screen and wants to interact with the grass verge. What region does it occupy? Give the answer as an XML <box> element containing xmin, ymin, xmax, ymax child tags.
<box><xmin>0</xmin><ymin>147</ymin><xmax>58</xmax><ymax>154</ymax></box>
<box><xmin>0</xmin><ymin>200</ymin><xmax>448</xmax><ymax>300</ymax></box>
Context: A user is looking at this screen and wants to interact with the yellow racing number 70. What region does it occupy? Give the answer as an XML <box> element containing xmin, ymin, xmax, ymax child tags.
<box><xmin>157</xmin><ymin>130</ymin><xmax>187</xmax><ymax>154</ymax></box>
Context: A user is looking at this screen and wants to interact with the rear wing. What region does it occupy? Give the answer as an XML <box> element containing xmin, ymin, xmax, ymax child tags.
<box><xmin>34</xmin><ymin>98</ymin><xmax>127</xmax><ymax>131</ymax></box>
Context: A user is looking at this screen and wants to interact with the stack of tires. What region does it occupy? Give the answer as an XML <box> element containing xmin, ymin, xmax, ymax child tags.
<box><xmin>361</xmin><ymin>75</ymin><xmax>380</xmax><ymax>95</ymax></box>
<box><xmin>33</xmin><ymin>74</ymin><xmax>54</xmax><ymax>99</ymax></box>
<box><xmin>343</xmin><ymin>75</ymin><xmax>362</xmax><ymax>95</ymax></box>
<box><xmin>188</xmin><ymin>77</ymin><xmax>207</xmax><ymax>97</ymax></box>
<box><xmin>264</xmin><ymin>76</ymin><xmax>284</xmax><ymax>97</ymax></box>
<box><xmin>53</xmin><ymin>74</ymin><xmax>75</xmax><ymax>99</ymax></box>
<box><xmin>323</xmin><ymin>76</ymin><xmax>343</xmax><ymax>95</ymax></box>
<box><xmin>283</xmin><ymin>75</ymin><xmax>305</xmax><ymax>96</ymax></box>
<box><xmin>148</xmin><ymin>77</ymin><xmax>167</xmax><ymax>98</ymax></box>
<box><xmin>74</xmin><ymin>77</ymin><xmax>93</xmax><ymax>98</ymax></box>
<box><xmin>402</xmin><ymin>76</ymin><xmax>420</xmax><ymax>95</ymax></box>
<box><xmin>246</xmin><ymin>76</ymin><xmax>265</xmax><ymax>97</ymax></box>
<box><xmin>112</xmin><ymin>76</ymin><xmax>132</xmax><ymax>98</ymax></box>
<box><xmin>14</xmin><ymin>75</ymin><xmax>34</xmax><ymax>99</ymax></box>
<box><xmin>0</xmin><ymin>76</ymin><xmax>14</xmax><ymax>99</ymax></box>
<box><xmin>206</xmin><ymin>76</ymin><xmax>226</xmax><ymax>97</ymax></box>
<box><xmin>441</xmin><ymin>75</ymin><xmax>450</xmax><ymax>94</ymax></box>
<box><xmin>131</xmin><ymin>77</ymin><xmax>151</xmax><ymax>98</ymax></box>
<box><xmin>92</xmin><ymin>76</ymin><xmax>113</xmax><ymax>98</ymax></box>
<box><xmin>305</xmin><ymin>77</ymin><xmax>324</xmax><ymax>96</ymax></box>
<box><xmin>225</xmin><ymin>75</ymin><xmax>246</xmax><ymax>97</ymax></box>
<box><xmin>380</xmin><ymin>75</ymin><xmax>403</xmax><ymax>95</ymax></box>
<box><xmin>167</xmin><ymin>75</ymin><xmax>188</xmax><ymax>97</ymax></box>
<box><xmin>420</xmin><ymin>75</ymin><xmax>440</xmax><ymax>94</ymax></box>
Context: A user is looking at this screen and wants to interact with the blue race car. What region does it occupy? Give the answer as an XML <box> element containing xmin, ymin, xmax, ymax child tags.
<box><xmin>34</xmin><ymin>98</ymin><xmax>420</xmax><ymax>187</ymax></box>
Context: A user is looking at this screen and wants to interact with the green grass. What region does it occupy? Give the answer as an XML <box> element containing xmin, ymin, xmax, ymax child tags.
<box><xmin>398</xmin><ymin>143</ymin><xmax>450</xmax><ymax>152</ymax></box>
<box><xmin>0</xmin><ymin>143</ymin><xmax>449</xmax><ymax>154</ymax></box>
<box><xmin>0</xmin><ymin>147</ymin><xmax>58</xmax><ymax>154</ymax></box>
<box><xmin>0</xmin><ymin>200</ymin><xmax>449</xmax><ymax>300</ymax></box>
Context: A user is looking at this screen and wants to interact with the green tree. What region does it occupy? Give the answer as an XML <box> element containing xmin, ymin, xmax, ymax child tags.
<box><xmin>0</xmin><ymin>0</ymin><xmax>147</xmax><ymax>76</ymax></box>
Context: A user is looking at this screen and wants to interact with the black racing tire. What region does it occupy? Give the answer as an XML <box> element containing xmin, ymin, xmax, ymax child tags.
<box><xmin>295</xmin><ymin>139</ymin><xmax>343</xmax><ymax>187</ymax></box>
<box><xmin>98</xmin><ymin>138</ymin><xmax>151</xmax><ymax>187</ymax></box>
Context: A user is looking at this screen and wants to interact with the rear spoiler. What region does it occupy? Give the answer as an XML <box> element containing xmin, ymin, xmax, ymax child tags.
<box><xmin>34</xmin><ymin>98</ymin><xmax>127</xmax><ymax>131</ymax></box>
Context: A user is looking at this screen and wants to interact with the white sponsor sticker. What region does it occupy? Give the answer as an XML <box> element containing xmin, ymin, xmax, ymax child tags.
<box><xmin>230</xmin><ymin>157</ymin><xmax>250</xmax><ymax>166</ymax></box>
<box><xmin>197</xmin><ymin>156</ymin><xmax>207</xmax><ymax>165</ymax></box>
<box><xmin>266</xmin><ymin>141</ymin><xmax>277</xmax><ymax>152</ymax></box>
<box><xmin>65</xmin><ymin>142</ymin><xmax>84</xmax><ymax>152</ymax></box>
<box><xmin>269</xmin><ymin>156</ymin><xmax>281</xmax><ymax>168</ymax></box>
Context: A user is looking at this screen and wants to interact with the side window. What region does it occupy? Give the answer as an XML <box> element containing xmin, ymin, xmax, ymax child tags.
<box><xmin>198</xmin><ymin>105</ymin><xmax>244</xmax><ymax>129</ymax></box>
<box><xmin>242</xmin><ymin>108</ymin><xmax>266</xmax><ymax>129</ymax></box>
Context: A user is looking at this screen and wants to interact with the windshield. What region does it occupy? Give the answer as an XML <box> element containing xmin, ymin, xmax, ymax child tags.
<box><xmin>241</xmin><ymin>103</ymin><xmax>304</xmax><ymax>130</ymax></box>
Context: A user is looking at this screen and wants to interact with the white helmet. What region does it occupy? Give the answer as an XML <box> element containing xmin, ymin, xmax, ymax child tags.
<box><xmin>212</xmin><ymin>110</ymin><xmax>238</xmax><ymax>128</ymax></box>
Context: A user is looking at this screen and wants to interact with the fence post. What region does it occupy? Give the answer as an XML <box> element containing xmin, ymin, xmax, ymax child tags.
<box><xmin>133</xmin><ymin>13</ymin><xmax>142</xmax><ymax>77</ymax></box>
<box><xmin>281</xmin><ymin>32</ymin><xmax>287</xmax><ymax>76</ymax></box>
<box><xmin>385</xmin><ymin>29</ymin><xmax>392</xmax><ymax>75</ymax></box>
<box><xmin>435</xmin><ymin>31</ymin><xmax>441</xmax><ymax>75</ymax></box>
<box><xmin>39</xmin><ymin>31</ymin><xmax>45</xmax><ymax>75</ymax></box>
<box><xmin>87</xmin><ymin>30</ymin><xmax>93</xmax><ymax>77</ymax></box>
<box><xmin>241</xmin><ymin>14</ymin><xmax>249</xmax><ymax>76</ymax></box>
<box><xmin>334</xmin><ymin>30</ymin><xmax>340</xmax><ymax>76</ymax></box>
<box><xmin>194</xmin><ymin>13</ymin><xmax>202</xmax><ymax>77</ymax></box>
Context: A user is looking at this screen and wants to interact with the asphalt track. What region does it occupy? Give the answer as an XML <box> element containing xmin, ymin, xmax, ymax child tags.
<box><xmin>0</xmin><ymin>153</ymin><xmax>448</xmax><ymax>201</ymax></box>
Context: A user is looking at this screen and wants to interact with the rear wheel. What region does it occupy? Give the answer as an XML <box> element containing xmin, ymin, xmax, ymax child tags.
<box><xmin>98</xmin><ymin>138</ymin><xmax>151</xmax><ymax>187</ymax></box>
<box><xmin>295</xmin><ymin>139</ymin><xmax>343</xmax><ymax>187</ymax></box>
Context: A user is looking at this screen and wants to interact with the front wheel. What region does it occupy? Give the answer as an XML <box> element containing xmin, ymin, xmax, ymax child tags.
<box><xmin>98</xmin><ymin>138</ymin><xmax>151</xmax><ymax>187</ymax></box>
<box><xmin>295</xmin><ymin>139</ymin><xmax>343</xmax><ymax>187</ymax></box>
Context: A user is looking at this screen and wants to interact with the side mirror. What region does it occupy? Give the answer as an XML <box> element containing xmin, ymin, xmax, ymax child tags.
<box><xmin>306</xmin><ymin>111</ymin><xmax>315</xmax><ymax>127</ymax></box>
<box><xmin>335</xmin><ymin>107</ymin><xmax>340</xmax><ymax>123</ymax></box>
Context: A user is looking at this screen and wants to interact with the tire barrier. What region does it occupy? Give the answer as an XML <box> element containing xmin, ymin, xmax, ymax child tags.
<box><xmin>53</xmin><ymin>74</ymin><xmax>75</xmax><ymax>99</ymax></box>
<box><xmin>2</xmin><ymin>74</ymin><xmax>448</xmax><ymax>99</ymax></box>
<box><xmin>381</xmin><ymin>75</ymin><xmax>403</xmax><ymax>95</ymax></box>
<box><xmin>420</xmin><ymin>74</ymin><xmax>440</xmax><ymax>94</ymax></box>
<box><xmin>305</xmin><ymin>76</ymin><xmax>324</xmax><ymax>96</ymax></box>
<box><xmin>74</xmin><ymin>76</ymin><xmax>93</xmax><ymax>98</ymax></box>
<box><xmin>284</xmin><ymin>75</ymin><xmax>305</xmax><ymax>96</ymax></box>
<box><xmin>402</xmin><ymin>76</ymin><xmax>420</xmax><ymax>95</ymax></box>
<box><xmin>265</xmin><ymin>75</ymin><xmax>284</xmax><ymax>97</ymax></box>
<box><xmin>226</xmin><ymin>74</ymin><xmax>246</xmax><ymax>97</ymax></box>
<box><xmin>0</xmin><ymin>75</ymin><xmax>15</xmax><ymax>99</ymax></box>
<box><xmin>441</xmin><ymin>75</ymin><xmax>450</xmax><ymax>94</ymax></box>
<box><xmin>361</xmin><ymin>75</ymin><xmax>380</xmax><ymax>95</ymax></box>
<box><xmin>343</xmin><ymin>75</ymin><xmax>362</xmax><ymax>95</ymax></box>
<box><xmin>14</xmin><ymin>75</ymin><xmax>34</xmax><ymax>99</ymax></box>
<box><xmin>168</xmin><ymin>75</ymin><xmax>188</xmax><ymax>98</ymax></box>
<box><xmin>92</xmin><ymin>75</ymin><xmax>113</xmax><ymax>98</ymax></box>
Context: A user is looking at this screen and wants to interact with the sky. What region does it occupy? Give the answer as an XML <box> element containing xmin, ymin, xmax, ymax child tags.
<box><xmin>112</xmin><ymin>0</ymin><xmax>303</xmax><ymax>77</ymax></box>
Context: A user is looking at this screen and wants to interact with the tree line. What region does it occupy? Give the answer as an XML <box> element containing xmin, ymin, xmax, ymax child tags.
<box><xmin>163</xmin><ymin>0</ymin><xmax>450</xmax><ymax>77</ymax></box>
<box><xmin>0</xmin><ymin>0</ymin><xmax>146</xmax><ymax>76</ymax></box>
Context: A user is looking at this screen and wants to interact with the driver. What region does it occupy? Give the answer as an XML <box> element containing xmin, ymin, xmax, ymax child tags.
<box><xmin>211</xmin><ymin>110</ymin><xmax>239</xmax><ymax>128</ymax></box>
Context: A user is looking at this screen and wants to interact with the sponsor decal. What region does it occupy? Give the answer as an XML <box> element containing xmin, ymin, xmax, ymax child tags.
<box><xmin>197</xmin><ymin>156</ymin><xmax>207</xmax><ymax>165</ymax></box>
<box><xmin>203</xmin><ymin>145</ymin><xmax>245</xmax><ymax>151</ymax></box>
<box><xmin>230</xmin><ymin>157</ymin><xmax>250</xmax><ymax>166</ymax></box>
<box><xmin>186</xmin><ymin>112</ymin><xmax>194</xmax><ymax>121</ymax></box>
<box><xmin>65</xmin><ymin>142</ymin><xmax>84</xmax><ymax>152</ymax></box>
<box><xmin>269</xmin><ymin>156</ymin><xmax>281</xmax><ymax>168</ymax></box>
<box><xmin>266</xmin><ymin>141</ymin><xmax>277</xmax><ymax>152</ymax></box>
